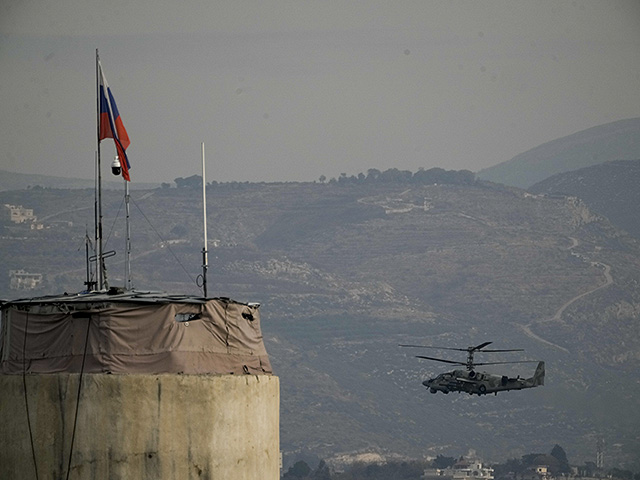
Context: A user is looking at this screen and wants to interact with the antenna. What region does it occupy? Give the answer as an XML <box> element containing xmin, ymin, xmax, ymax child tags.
<box><xmin>201</xmin><ymin>142</ymin><xmax>209</xmax><ymax>297</ymax></box>
<box><xmin>123</xmin><ymin>157</ymin><xmax>132</xmax><ymax>290</ymax></box>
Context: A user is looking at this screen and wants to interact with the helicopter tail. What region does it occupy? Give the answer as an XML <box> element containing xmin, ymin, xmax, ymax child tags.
<box><xmin>530</xmin><ymin>361</ymin><xmax>545</xmax><ymax>386</ymax></box>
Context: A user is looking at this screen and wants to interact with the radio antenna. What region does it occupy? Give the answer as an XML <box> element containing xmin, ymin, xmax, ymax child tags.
<box><xmin>201</xmin><ymin>142</ymin><xmax>208</xmax><ymax>297</ymax></box>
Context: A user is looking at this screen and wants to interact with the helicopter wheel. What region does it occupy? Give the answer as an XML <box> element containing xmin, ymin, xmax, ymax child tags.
<box><xmin>478</xmin><ymin>385</ymin><xmax>487</xmax><ymax>395</ymax></box>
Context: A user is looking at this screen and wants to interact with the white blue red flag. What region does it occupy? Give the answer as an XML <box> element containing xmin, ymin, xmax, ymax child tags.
<box><xmin>98</xmin><ymin>61</ymin><xmax>131</xmax><ymax>181</ymax></box>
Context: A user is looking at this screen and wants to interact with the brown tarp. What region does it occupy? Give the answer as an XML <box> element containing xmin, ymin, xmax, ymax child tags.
<box><xmin>0</xmin><ymin>293</ymin><xmax>272</xmax><ymax>375</ymax></box>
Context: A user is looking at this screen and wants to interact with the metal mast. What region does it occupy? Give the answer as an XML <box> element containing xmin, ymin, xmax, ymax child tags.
<box><xmin>124</xmin><ymin>172</ymin><xmax>132</xmax><ymax>290</ymax></box>
<box><xmin>201</xmin><ymin>142</ymin><xmax>209</xmax><ymax>297</ymax></box>
<box><xmin>96</xmin><ymin>49</ymin><xmax>105</xmax><ymax>290</ymax></box>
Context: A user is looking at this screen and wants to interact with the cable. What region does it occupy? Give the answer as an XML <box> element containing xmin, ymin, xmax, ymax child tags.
<box><xmin>103</xmin><ymin>195</ymin><xmax>125</xmax><ymax>249</ymax></box>
<box><xmin>64</xmin><ymin>315</ymin><xmax>92</xmax><ymax>480</ymax></box>
<box><xmin>130</xmin><ymin>196</ymin><xmax>197</xmax><ymax>284</ymax></box>
<box><xmin>22</xmin><ymin>310</ymin><xmax>40</xmax><ymax>480</ymax></box>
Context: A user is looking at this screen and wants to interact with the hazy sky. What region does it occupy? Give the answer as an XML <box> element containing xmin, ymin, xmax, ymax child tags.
<box><xmin>1</xmin><ymin>0</ymin><xmax>640</xmax><ymax>184</ymax></box>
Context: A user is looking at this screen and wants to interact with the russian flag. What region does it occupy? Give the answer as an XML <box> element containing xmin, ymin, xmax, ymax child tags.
<box><xmin>98</xmin><ymin>61</ymin><xmax>131</xmax><ymax>181</ymax></box>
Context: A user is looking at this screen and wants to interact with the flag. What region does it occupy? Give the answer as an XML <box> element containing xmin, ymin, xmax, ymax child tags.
<box><xmin>98</xmin><ymin>60</ymin><xmax>131</xmax><ymax>181</ymax></box>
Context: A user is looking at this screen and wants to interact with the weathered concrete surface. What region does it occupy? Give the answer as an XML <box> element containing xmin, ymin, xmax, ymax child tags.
<box><xmin>0</xmin><ymin>374</ymin><xmax>279</xmax><ymax>479</ymax></box>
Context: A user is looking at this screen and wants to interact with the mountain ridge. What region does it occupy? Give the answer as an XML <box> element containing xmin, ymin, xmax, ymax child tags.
<box><xmin>477</xmin><ymin>118</ymin><xmax>640</xmax><ymax>188</ymax></box>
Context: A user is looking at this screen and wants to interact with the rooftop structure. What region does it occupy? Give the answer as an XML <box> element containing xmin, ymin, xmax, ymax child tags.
<box><xmin>1</xmin><ymin>289</ymin><xmax>272</xmax><ymax>375</ymax></box>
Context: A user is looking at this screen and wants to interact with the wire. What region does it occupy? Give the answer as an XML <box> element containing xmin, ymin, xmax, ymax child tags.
<box><xmin>22</xmin><ymin>311</ymin><xmax>40</xmax><ymax>480</ymax></box>
<box><xmin>103</xmin><ymin>194</ymin><xmax>125</xmax><ymax>249</ymax></box>
<box><xmin>129</xmin><ymin>196</ymin><xmax>197</xmax><ymax>285</ymax></box>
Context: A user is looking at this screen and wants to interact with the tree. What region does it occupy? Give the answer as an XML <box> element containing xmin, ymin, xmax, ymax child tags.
<box><xmin>432</xmin><ymin>455</ymin><xmax>456</xmax><ymax>469</ymax></box>
<box><xmin>378</xmin><ymin>168</ymin><xmax>412</xmax><ymax>183</ymax></box>
<box><xmin>336</xmin><ymin>460</ymin><xmax>426</xmax><ymax>479</ymax></box>
<box><xmin>174</xmin><ymin>175</ymin><xmax>202</xmax><ymax>188</ymax></box>
<box><xmin>521</xmin><ymin>453</ymin><xmax>544</xmax><ymax>468</ymax></box>
<box><xmin>493</xmin><ymin>458</ymin><xmax>524</xmax><ymax>478</ymax></box>
<box><xmin>456</xmin><ymin>169</ymin><xmax>476</xmax><ymax>185</ymax></box>
<box><xmin>550</xmin><ymin>444</ymin><xmax>570</xmax><ymax>474</ymax></box>
<box><xmin>283</xmin><ymin>460</ymin><xmax>312</xmax><ymax>479</ymax></box>
<box><xmin>550</xmin><ymin>444</ymin><xmax>567</xmax><ymax>463</ymax></box>
<box><xmin>366</xmin><ymin>168</ymin><xmax>381</xmax><ymax>182</ymax></box>
<box><xmin>311</xmin><ymin>460</ymin><xmax>331</xmax><ymax>480</ymax></box>
<box><xmin>609</xmin><ymin>468</ymin><xmax>634</xmax><ymax>480</ymax></box>
<box><xmin>413</xmin><ymin>167</ymin><xmax>445</xmax><ymax>184</ymax></box>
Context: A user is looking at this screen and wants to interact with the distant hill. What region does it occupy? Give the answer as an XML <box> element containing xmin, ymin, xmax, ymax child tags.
<box><xmin>1</xmin><ymin>181</ymin><xmax>640</xmax><ymax>468</ymax></box>
<box><xmin>477</xmin><ymin>118</ymin><xmax>640</xmax><ymax>188</ymax></box>
<box><xmin>529</xmin><ymin>160</ymin><xmax>640</xmax><ymax>239</ymax></box>
<box><xmin>0</xmin><ymin>169</ymin><xmax>159</xmax><ymax>191</ymax></box>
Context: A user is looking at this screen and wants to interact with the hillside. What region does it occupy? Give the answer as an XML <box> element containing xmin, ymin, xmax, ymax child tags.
<box><xmin>0</xmin><ymin>169</ymin><xmax>158</xmax><ymax>191</ymax></box>
<box><xmin>477</xmin><ymin>118</ymin><xmax>640</xmax><ymax>188</ymax></box>
<box><xmin>1</xmin><ymin>181</ymin><xmax>639</xmax><ymax>469</ymax></box>
<box><xmin>529</xmin><ymin>160</ymin><xmax>640</xmax><ymax>239</ymax></box>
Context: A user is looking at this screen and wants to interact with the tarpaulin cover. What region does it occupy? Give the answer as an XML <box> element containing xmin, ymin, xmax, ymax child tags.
<box><xmin>0</xmin><ymin>292</ymin><xmax>272</xmax><ymax>375</ymax></box>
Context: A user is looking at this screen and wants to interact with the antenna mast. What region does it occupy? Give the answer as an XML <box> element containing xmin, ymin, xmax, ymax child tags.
<box><xmin>201</xmin><ymin>142</ymin><xmax>209</xmax><ymax>297</ymax></box>
<box><xmin>124</xmin><ymin>172</ymin><xmax>132</xmax><ymax>290</ymax></box>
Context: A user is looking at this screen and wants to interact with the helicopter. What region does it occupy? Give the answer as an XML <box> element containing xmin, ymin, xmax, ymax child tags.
<box><xmin>400</xmin><ymin>341</ymin><xmax>544</xmax><ymax>396</ymax></box>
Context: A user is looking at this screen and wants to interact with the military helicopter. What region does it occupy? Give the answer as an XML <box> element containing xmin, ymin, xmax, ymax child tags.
<box><xmin>400</xmin><ymin>341</ymin><xmax>544</xmax><ymax>396</ymax></box>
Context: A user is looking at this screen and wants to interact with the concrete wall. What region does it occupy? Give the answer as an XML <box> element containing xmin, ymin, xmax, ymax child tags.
<box><xmin>0</xmin><ymin>373</ymin><xmax>279</xmax><ymax>479</ymax></box>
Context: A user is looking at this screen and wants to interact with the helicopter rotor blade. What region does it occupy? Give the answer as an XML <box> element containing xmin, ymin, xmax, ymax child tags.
<box><xmin>400</xmin><ymin>344</ymin><xmax>472</xmax><ymax>352</ymax></box>
<box><xmin>400</xmin><ymin>343</ymin><xmax>524</xmax><ymax>354</ymax></box>
<box><xmin>415</xmin><ymin>355</ymin><xmax>467</xmax><ymax>366</ymax></box>
<box><xmin>473</xmin><ymin>360</ymin><xmax>539</xmax><ymax>366</ymax></box>
<box><xmin>477</xmin><ymin>348</ymin><xmax>524</xmax><ymax>353</ymax></box>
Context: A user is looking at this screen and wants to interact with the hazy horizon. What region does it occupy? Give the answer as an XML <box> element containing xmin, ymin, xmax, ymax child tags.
<box><xmin>2</xmin><ymin>1</ymin><xmax>640</xmax><ymax>184</ymax></box>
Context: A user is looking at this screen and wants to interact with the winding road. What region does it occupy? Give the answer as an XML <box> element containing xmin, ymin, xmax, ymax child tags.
<box><xmin>518</xmin><ymin>237</ymin><xmax>613</xmax><ymax>353</ymax></box>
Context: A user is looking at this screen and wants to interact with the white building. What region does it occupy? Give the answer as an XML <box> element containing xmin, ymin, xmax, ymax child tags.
<box><xmin>9</xmin><ymin>270</ymin><xmax>43</xmax><ymax>290</ymax></box>
<box><xmin>3</xmin><ymin>204</ymin><xmax>37</xmax><ymax>224</ymax></box>
<box><xmin>451</xmin><ymin>459</ymin><xmax>495</xmax><ymax>480</ymax></box>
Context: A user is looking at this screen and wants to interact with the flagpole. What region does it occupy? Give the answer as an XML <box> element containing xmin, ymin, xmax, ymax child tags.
<box><xmin>96</xmin><ymin>48</ymin><xmax>105</xmax><ymax>291</ymax></box>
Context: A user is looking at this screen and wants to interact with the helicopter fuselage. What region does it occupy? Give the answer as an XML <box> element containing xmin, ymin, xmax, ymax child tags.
<box><xmin>423</xmin><ymin>362</ymin><xmax>545</xmax><ymax>396</ymax></box>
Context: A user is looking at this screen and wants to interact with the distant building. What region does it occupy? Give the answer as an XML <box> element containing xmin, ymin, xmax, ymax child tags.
<box><xmin>451</xmin><ymin>459</ymin><xmax>495</xmax><ymax>480</ymax></box>
<box><xmin>424</xmin><ymin>457</ymin><xmax>494</xmax><ymax>480</ymax></box>
<box><xmin>514</xmin><ymin>464</ymin><xmax>555</xmax><ymax>480</ymax></box>
<box><xmin>422</xmin><ymin>468</ymin><xmax>448</xmax><ymax>480</ymax></box>
<box><xmin>9</xmin><ymin>270</ymin><xmax>43</xmax><ymax>290</ymax></box>
<box><xmin>3</xmin><ymin>204</ymin><xmax>37</xmax><ymax>224</ymax></box>
<box><xmin>534</xmin><ymin>465</ymin><xmax>552</xmax><ymax>480</ymax></box>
